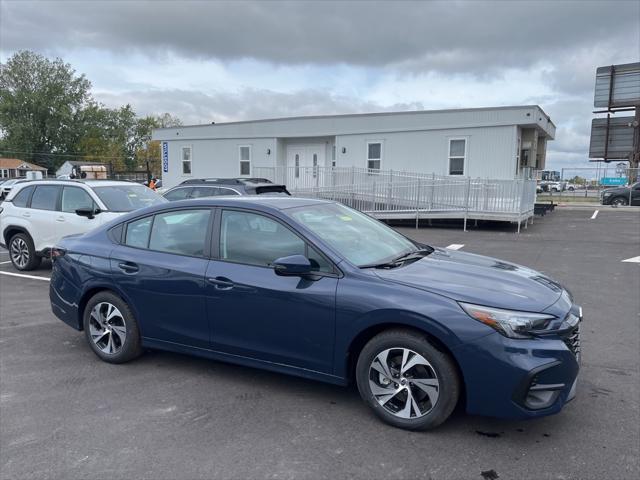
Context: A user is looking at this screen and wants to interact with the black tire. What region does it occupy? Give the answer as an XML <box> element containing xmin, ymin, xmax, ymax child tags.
<box><xmin>82</xmin><ymin>291</ymin><xmax>143</xmax><ymax>364</ymax></box>
<box><xmin>611</xmin><ymin>196</ymin><xmax>629</xmax><ymax>206</ymax></box>
<box><xmin>356</xmin><ymin>329</ymin><xmax>460</xmax><ymax>431</ymax></box>
<box><xmin>9</xmin><ymin>232</ymin><xmax>41</xmax><ymax>271</ymax></box>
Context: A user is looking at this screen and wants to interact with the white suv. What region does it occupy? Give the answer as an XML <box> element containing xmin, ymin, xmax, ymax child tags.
<box><xmin>0</xmin><ymin>180</ymin><xmax>166</xmax><ymax>270</ymax></box>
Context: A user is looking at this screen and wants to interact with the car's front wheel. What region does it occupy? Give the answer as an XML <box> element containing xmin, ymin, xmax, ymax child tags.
<box><xmin>9</xmin><ymin>233</ymin><xmax>41</xmax><ymax>271</ymax></box>
<box><xmin>356</xmin><ymin>329</ymin><xmax>460</xmax><ymax>430</ymax></box>
<box><xmin>83</xmin><ymin>291</ymin><xmax>143</xmax><ymax>364</ymax></box>
<box><xmin>611</xmin><ymin>196</ymin><xmax>629</xmax><ymax>206</ymax></box>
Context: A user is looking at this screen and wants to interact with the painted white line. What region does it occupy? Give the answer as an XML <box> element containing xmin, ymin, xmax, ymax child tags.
<box><xmin>0</xmin><ymin>261</ymin><xmax>12</xmax><ymax>264</ymax></box>
<box><xmin>446</xmin><ymin>244</ymin><xmax>465</xmax><ymax>250</ymax></box>
<box><xmin>621</xmin><ymin>256</ymin><xmax>640</xmax><ymax>263</ymax></box>
<box><xmin>591</xmin><ymin>210</ymin><xmax>599</xmax><ymax>219</ymax></box>
<box><xmin>0</xmin><ymin>271</ymin><xmax>50</xmax><ymax>281</ymax></box>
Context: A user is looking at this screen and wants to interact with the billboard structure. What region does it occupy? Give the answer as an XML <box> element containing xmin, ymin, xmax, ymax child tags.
<box><xmin>589</xmin><ymin>62</ymin><xmax>640</xmax><ymax>182</ymax></box>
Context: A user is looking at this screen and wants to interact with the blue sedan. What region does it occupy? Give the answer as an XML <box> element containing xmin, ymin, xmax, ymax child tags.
<box><xmin>50</xmin><ymin>197</ymin><xmax>581</xmax><ymax>430</ymax></box>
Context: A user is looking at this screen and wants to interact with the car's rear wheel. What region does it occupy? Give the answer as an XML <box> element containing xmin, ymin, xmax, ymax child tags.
<box><xmin>9</xmin><ymin>233</ymin><xmax>41</xmax><ymax>271</ymax></box>
<box><xmin>83</xmin><ymin>291</ymin><xmax>143</xmax><ymax>364</ymax></box>
<box><xmin>611</xmin><ymin>196</ymin><xmax>629</xmax><ymax>206</ymax></box>
<box><xmin>356</xmin><ymin>329</ymin><xmax>460</xmax><ymax>430</ymax></box>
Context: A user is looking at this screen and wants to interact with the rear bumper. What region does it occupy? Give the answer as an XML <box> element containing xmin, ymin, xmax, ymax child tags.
<box><xmin>49</xmin><ymin>263</ymin><xmax>83</xmax><ymax>330</ymax></box>
<box><xmin>453</xmin><ymin>330</ymin><xmax>580</xmax><ymax>420</ymax></box>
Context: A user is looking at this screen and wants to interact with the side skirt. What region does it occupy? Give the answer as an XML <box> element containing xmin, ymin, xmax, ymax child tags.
<box><xmin>141</xmin><ymin>337</ymin><xmax>348</xmax><ymax>387</ymax></box>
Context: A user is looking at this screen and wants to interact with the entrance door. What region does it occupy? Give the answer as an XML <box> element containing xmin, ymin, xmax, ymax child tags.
<box><xmin>286</xmin><ymin>145</ymin><xmax>325</xmax><ymax>188</ymax></box>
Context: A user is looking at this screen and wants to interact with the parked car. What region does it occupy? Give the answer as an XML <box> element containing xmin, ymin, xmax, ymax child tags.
<box><xmin>163</xmin><ymin>178</ymin><xmax>290</xmax><ymax>201</ymax></box>
<box><xmin>536</xmin><ymin>184</ymin><xmax>543</xmax><ymax>194</ymax></box>
<box><xmin>600</xmin><ymin>182</ymin><xmax>640</xmax><ymax>206</ymax></box>
<box><xmin>50</xmin><ymin>197</ymin><xmax>581</xmax><ymax>431</ymax></box>
<box><xmin>1</xmin><ymin>178</ymin><xmax>29</xmax><ymax>199</ymax></box>
<box><xmin>0</xmin><ymin>179</ymin><xmax>167</xmax><ymax>270</ymax></box>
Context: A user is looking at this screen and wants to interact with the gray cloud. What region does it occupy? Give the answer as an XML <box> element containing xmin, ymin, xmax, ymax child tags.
<box><xmin>95</xmin><ymin>87</ymin><xmax>425</xmax><ymax>126</ymax></box>
<box><xmin>2</xmin><ymin>0</ymin><xmax>638</xmax><ymax>76</ymax></box>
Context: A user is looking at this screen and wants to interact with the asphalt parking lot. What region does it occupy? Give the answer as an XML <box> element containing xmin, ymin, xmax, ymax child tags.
<box><xmin>1</xmin><ymin>207</ymin><xmax>638</xmax><ymax>480</ymax></box>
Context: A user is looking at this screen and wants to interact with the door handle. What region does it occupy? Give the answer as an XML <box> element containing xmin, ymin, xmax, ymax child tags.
<box><xmin>56</xmin><ymin>216</ymin><xmax>65</xmax><ymax>222</ymax></box>
<box><xmin>22</xmin><ymin>212</ymin><xmax>31</xmax><ymax>218</ymax></box>
<box><xmin>207</xmin><ymin>276</ymin><xmax>235</xmax><ymax>290</ymax></box>
<box><xmin>118</xmin><ymin>262</ymin><xmax>139</xmax><ymax>274</ymax></box>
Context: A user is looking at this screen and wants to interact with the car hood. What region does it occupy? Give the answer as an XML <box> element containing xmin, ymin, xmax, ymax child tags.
<box><xmin>602</xmin><ymin>187</ymin><xmax>628</xmax><ymax>194</ymax></box>
<box><xmin>373</xmin><ymin>248</ymin><xmax>564</xmax><ymax>312</ymax></box>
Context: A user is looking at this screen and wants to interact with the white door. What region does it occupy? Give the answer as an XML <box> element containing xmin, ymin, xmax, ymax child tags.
<box><xmin>286</xmin><ymin>145</ymin><xmax>325</xmax><ymax>188</ymax></box>
<box><xmin>26</xmin><ymin>185</ymin><xmax>63</xmax><ymax>252</ymax></box>
<box><xmin>56</xmin><ymin>186</ymin><xmax>102</xmax><ymax>238</ymax></box>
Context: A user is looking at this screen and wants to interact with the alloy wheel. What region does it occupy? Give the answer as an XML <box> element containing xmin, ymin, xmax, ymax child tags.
<box><xmin>368</xmin><ymin>347</ymin><xmax>439</xmax><ymax>419</ymax></box>
<box><xmin>10</xmin><ymin>237</ymin><xmax>29</xmax><ymax>269</ymax></box>
<box><xmin>612</xmin><ymin>198</ymin><xmax>628</xmax><ymax>206</ymax></box>
<box><xmin>89</xmin><ymin>302</ymin><xmax>127</xmax><ymax>354</ymax></box>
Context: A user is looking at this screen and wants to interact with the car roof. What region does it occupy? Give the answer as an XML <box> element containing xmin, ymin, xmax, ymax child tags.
<box><xmin>179</xmin><ymin>177</ymin><xmax>276</xmax><ymax>186</ymax></box>
<box><xmin>139</xmin><ymin>196</ymin><xmax>332</xmax><ymax>214</ymax></box>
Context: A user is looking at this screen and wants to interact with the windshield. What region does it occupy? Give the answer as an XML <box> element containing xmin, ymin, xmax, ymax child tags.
<box><xmin>93</xmin><ymin>185</ymin><xmax>167</xmax><ymax>212</ymax></box>
<box><xmin>287</xmin><ymin>203</ymin><xmax>419</xmax><ymax>267</ymax></box>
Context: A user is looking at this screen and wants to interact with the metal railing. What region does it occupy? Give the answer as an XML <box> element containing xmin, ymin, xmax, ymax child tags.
<box><xmin>255</xmin><ymin>166</ymin><xmax>537</xmax><ymax>230</ymax></box>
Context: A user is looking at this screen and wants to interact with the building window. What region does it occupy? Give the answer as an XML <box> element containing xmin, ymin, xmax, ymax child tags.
<box><xmin>239</xmin><ymin>145</ymin><xmax>251</xmax><ymax>176</ymax></box>
<box><xmin>448</xmin><ymin>139</ymin><xmax>466</xmax><ymax>175</ymax></box>
<box><xmin>367</xmin><ymin>142</ymin><xmax>382</xmax><ymax>170</ymax></box>
<box><xmin>295</xmin><ymin>154</ymin><xmax>300</xmax><ymax>178</ymax></box>
<box><xmin>312</xmin><ymin>153</ymin><xmax>318</xmax><ymax>178</ymax></box>
<box><xmin>181</xmin><ymin>146</ymin><xmax>192</xmax><ymax>175</ymax></box>
<box><xmin>332</xmin><ymin>145</ymin><xmax>336</xmax><ymax>167</ymax></box>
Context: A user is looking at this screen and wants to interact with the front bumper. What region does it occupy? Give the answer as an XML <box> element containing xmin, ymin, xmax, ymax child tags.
<box><xmin>452</xmin><ymin>325</ymin><xmax>580</xmax><ymax>420</ymax></box>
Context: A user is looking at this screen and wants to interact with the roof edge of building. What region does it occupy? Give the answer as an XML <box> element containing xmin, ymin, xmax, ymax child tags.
<box><xmin>153</xmin><ymin>104</ymin><xmax>549</xmax><ymax>132</ymax></box>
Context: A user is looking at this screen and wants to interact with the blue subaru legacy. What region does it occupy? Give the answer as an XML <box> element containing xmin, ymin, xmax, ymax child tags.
<box><xmin>50</xmin><ymin>197</ymin><xmax>581</xmax><ymax>430</ymax></box>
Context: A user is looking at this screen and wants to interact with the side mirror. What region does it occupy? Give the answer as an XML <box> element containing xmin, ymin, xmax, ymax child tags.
<box><xmin>272</xmin><ymin>255</ymin><xmax>313</xmax><ymax>276</ymax></box>
<box><xmin>76</xmin><ymin>207</ymin><xmax>101</xmax><ymax>219</ymax></box>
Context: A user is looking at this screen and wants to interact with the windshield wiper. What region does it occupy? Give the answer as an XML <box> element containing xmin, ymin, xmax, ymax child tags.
<box><xmin>361</xmin><ymin>247</ymin><xmax>434</xmax><ymax>269</ymax></box>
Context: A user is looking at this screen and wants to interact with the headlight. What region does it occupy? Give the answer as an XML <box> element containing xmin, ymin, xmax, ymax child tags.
<box><xmin>459</xmin><ymin>302</ymin><xmax>554</xmax><ymax>339</ymax></box>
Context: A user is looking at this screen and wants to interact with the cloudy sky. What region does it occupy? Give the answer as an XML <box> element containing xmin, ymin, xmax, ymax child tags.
<box><xmin>1</xmin><ymin>0</ymin><xmax>639</xmax><ymax>171</ymax></box>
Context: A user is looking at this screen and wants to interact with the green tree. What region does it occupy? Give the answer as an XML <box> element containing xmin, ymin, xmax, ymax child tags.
<box><xmin>0</xmin><ymin>50</ymin><xmax>92</xmax><ymax>170</ymax></box>
<box><xmin>134</xmin><ymin>113</ymin><xmax>182</xmax><ymax>176</ymax></box>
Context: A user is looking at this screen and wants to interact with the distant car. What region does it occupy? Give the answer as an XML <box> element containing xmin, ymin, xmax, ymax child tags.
<box><xmin>0</xmin><ymin>179</ymin><xmax>167</xmax><ymax>270</ymax></box>
<box><xmin>565</xmin><ymin>183</ymin><xmax>577</xmax><ymax>192</ymax></box>
<box><xmin>163</xmin><ymin>178</ymin><xmax>290</xmax><ymax>201</ymax></box>
<box><xmin>600</xmin><ymin>182</ymin><xmax>640</xmax><ymax>206</ymax></box>
<box><xmin>1</xmin><ymin>178</ymin><xmax>29</xmax><ymax>199</ymax></box>
<box><xmin>547</xmin><ymin>182</ymin><xmax>565</xmax><ymax>193</ymax></box>
<box><xmin>536</xmin><ymin>185</ymin><xmax>543</xmax><ymax>194</ymax></box>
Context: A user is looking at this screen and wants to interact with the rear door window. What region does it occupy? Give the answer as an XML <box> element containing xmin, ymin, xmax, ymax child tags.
<box><xmin>148</xmin><ymin>209</ymin><xmax>211</xmax><ymax>257</ymax></box>
<box><xmin>217</xmin><ymin>187</ymin><xmax>240</xmax><ymax>196</ymax></box>
<box><xmin>30</xmin><ymin>185</ymin><xmax>61</xmax><ymax>211</ymax></box>
<box><xmin>12</xmin><ymin>186</ymin><xmax>34</xmax><ymax>208</ymax></box>
<box><xmin>190</xmin><ymin>187</ymin><xmax>218</xmax><ymax>198</ymax></box>
<box><xmin>164</xmin><ymin>187</ymin><xmax>192</xmax><ymax>201</ymax></box>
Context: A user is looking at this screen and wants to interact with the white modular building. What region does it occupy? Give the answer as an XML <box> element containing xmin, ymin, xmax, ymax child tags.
<box><xmin>153</xmin><ymin>105</ymin><xmax>555</xmax><ymax>189</ymax></box>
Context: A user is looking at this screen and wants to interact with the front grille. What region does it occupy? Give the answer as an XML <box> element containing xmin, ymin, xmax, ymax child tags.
<box><xmin>563</xmin><ymin>325</ymin><xmax>581</xmax><ymax>361</ymax></box>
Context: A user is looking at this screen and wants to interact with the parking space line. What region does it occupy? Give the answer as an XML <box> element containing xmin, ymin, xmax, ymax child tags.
<box><xmin>446</xmin><ymin>244</ymin><xmax>465</xmax><ymax>250</ymax></box>
<box><xmin>621</xmin><ymin>256</ymin><xmax>640</xmax><ymax>263</ymax></box>
<box><xmin>0</xmin><ymin>261</ymin><xmax>11</xmax><ymax>264</ymax></box>
<box><xmin>591</xmin><ymin>210</ymin><xmax>599</xmax><ymax>219</ymax></box>
<box><xmin>0</xmin><ymin>271</ymin><xmax>50</xmax><ymax>281</ymax></box>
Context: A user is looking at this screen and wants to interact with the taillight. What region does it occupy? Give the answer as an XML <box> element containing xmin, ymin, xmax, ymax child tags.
<box><xmin>51</xmin><ymin>247</ymin><xmax>66</xmax><ymax>260</ymax></box>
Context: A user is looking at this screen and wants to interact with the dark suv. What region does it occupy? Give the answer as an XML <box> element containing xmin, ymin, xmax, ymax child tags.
<box><xmin>600</xmin><ymin>182</ymin><xmax>640</xmax><ymax>206</ymax></box>
<box><xmin>163</xmin><ymin>178</ymin><xmax>290</xmax><ymax>201</ymax></box>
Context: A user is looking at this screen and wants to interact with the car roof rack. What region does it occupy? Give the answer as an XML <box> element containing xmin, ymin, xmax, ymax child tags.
<box><xmin>180</xmin><ymin>178</ymin><xmax>274</xmax><ymax>186</ymax></box>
